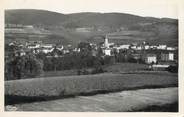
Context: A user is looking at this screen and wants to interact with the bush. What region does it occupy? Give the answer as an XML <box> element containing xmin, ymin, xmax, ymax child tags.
<box><xmin>166</xmin><ymin>65</ymin><xmax>178</xmax><ymax>73</ymax></box>
<box><xmin>91</xmin><ymin>67</ymin><xmax>105</xmax><ymax>74</ymax></box>
<box><xmin>104</xmin><ymin>56</ymin><xmax>115</xmax><ymax>65</ymax></box>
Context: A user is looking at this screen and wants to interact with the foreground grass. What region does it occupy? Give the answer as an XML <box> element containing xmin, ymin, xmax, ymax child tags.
<box><xmin>5</xmin><ymin>72</ymin><xmax>178</xmax><ymax>105</ymax></box>
<box><xmin>129</xmin><ymin>102</ymin><xmax>178</xmax><ymax>112</ymax></box>
<box><xmin>6</xmin><ymin>87</ymin><xmax>178</xmax><ymax>112</ymax></box>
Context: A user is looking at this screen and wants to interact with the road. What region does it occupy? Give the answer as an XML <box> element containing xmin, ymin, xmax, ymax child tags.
<box><xmin>5</xmin><ymin>87</ymin><xmax>178</xmax><ymax>112</ymax></box>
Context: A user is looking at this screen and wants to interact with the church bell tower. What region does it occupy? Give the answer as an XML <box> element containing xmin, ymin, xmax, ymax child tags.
<box><xmin>104</xmin><ymin>35</ymin><xmax>109</xmax><ymax>48</ymax></box>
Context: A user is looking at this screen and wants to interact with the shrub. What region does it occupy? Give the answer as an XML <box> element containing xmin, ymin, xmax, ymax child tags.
<box><xmin>104</xmin><ymin>56</ymin><xmax>115</xmax><ymax>65</ymax></box>
<box><xmin>91</xmin><ymin>67</ymin><xmax>105</xmax><ymax>74</ymax></box>
<box><xmin>166</xmin><ymin>65</ymin><xmax>178</xmax><ymax>73</ymax></box>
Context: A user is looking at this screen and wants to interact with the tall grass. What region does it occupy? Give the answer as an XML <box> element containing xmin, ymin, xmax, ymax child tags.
<box><xmin>5</xmin><ymin>73</ymin><xmax>177</xmax><ymax>97</ymax></box>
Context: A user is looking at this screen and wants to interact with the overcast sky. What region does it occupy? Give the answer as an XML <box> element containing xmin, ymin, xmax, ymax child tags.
<box><xmin>4</xmin><ymin>0</ymin><xmax>178</xmax><ymax>19</ymax></box>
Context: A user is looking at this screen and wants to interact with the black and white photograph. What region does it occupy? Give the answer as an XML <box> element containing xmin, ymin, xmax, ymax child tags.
<box><xmin>2</xmin><ymin>0</ymin><xmax>182</xmax><ymax>113</ymax></box>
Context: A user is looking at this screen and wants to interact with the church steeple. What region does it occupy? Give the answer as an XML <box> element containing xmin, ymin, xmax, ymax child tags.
<box><xmin>104</xmin><ymin>34</ymin><xmax>109</xmax><ymax>48</ymax></box>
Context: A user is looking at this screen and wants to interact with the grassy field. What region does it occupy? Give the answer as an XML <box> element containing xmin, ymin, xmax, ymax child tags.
<box><xmin>41</xmin><ymin>69</ymin><xmax>78</xmax><ymax>78</ymax></box>
<box><xmin>39</xmin><ymin>63</ymin><xmax>149</xmax><ymax>78</ymax></box>
<box><xmin>5</xmin><ymin>72</ymin><xmax>178</xmax><ymax>104</ymax></box>
<box><xmin>103</xmin><ymin>63</ymin><xmax>149</xmax><ymax>73</ymax></box>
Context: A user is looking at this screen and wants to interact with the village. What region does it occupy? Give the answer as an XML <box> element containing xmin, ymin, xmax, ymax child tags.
<box><xmin>6</xmin><ymin>33</ymin><xmax>178</xmax><ymax>72</ymax></box>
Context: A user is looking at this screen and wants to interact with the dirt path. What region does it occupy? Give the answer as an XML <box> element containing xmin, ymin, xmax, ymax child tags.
<box><xmin>6</xmin><ymin>87</ymin><xmax>178</xmax><ymax>112</ymax></box>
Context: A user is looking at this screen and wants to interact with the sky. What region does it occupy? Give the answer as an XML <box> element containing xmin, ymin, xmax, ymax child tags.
<box><xmin>4</xmin><ymin>0</ymin><xmax>179</xmax><ymax>19</ymax></box>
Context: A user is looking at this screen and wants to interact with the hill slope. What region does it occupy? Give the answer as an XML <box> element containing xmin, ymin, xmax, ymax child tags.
<box><xmin>5</xmin><ymin>9</ymin><xmax>68</xmax><ymax>26</ymax></box>
<box><xmin>5</xmin><ymin>9</ymin><xmax>178</xmax><ymax>46</ymax></box>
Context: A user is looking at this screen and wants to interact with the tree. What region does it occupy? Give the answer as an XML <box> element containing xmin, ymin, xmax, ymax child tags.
<box><xmin>78</xmin><ymin>42</ymin><xmax>92</xmax><ymax>52</ymax></box>
<box><xmin>76</xmin><ymin>42</ymin><xmax>93</xmax><ymax>69</ymax></box>
<box><xmin>5</xmin><ymin>53</ymin><xmax>43</xmax><ymax>80</ymax></box>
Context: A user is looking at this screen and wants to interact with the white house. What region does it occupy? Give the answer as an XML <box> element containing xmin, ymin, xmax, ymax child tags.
<box><xmin>157</xmin><ymin>45</ymin><xmax>167</xmax><ymax>50</ymax></box>
<box><xmin>27</xmin><ymin>43</ymin><xmax>40</xmax><ymax>49</ymax></box>
<box><xmin>144</xmin><ymin>45</ymin><xmax>150</xmax><ymax>50</ymax></box>
<box><xmin>119</xmin><ymin>44</ymin><xmax>130</xmax><ymax>49</ymax></box>
<box><xmin>18</xmin><ymin>49</ymin><xmax>26</xmax><ymax>56</ymax></box>
<box><xmin>150</xmin><ymin>45</ymin><xmax>157</xmax><ymax>49</ymax></box>
<box><xmin>167</xmin><ymin>47</ymin><xmax>175</xmax><ymax>51</ymax></box>
<box><xmin>41</xmin><ymin>48</ymin><xmax>54</xmax><ymax>54</ymax></box>
<box><xmin>41</xmin><ymin>44</ymin><xmax>53</xmax><ymax>48</ymax></box>
<box><xmin>130</xmin><ymin>45</ymin><xmax>137</xmax><ymax>50</ymax></box>
<box><xmin>161</xmin><ymin>52</ymin><xmax>174</xmax><ymax>61</ymax></box>
<box><xmin>145</xmin><ymin>54</ymin><xmax>157</xmax><ymax>64</ymax></box>
<box><xmin>136</xmin><ymin>46</ymin><xmax>142</xmax><ymax>50</ymax></box>
<box><xmin>169</xmin><ymin>52</ymin><xmax>174</xmax><ymax>61</ymax></box>
<box><xmin>103</xmin><ymin>49</ymin><xmax>111</xmax><ymax>56</ymax></box>
<box><xmin>63</xmin><ymin>49</ymin><xmax>70</xmax><ymax>54</ymax></box>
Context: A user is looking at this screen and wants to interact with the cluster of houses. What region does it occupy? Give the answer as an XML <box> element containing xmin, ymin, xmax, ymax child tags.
<box><xmin>98</xmin><ymin>35</ymin><xmax>177</xmax><ymax>71</ymax></box>
<box><xmin>7</xmin><ymin>41</ymin><xmax>79</xmax><ymax>57</ymax></box>
<box><xmin>102</xmin><ymin>36</ymin><xmax>177</xmax><ymax>55</ymax></box>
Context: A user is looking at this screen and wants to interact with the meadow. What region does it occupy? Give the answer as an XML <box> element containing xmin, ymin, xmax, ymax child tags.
<box><xmin>5</xmin><ymin>72</ymin><xmax>178</xmax><ymax>104</ymax></box>
<box><xmin>38</xmin><ymin>63</ymin><xmax>149</xmax><ymax>78</ymax></box>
